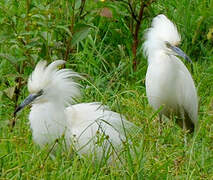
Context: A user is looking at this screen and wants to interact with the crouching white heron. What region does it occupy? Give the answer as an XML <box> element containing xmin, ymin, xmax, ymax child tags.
<box><xmin>14</xmin><ymin>60</ymin><xmax>138</xmax><ymax>161</ymax></box>
<box><xmin>143</xmin><ymin>14</ymin><xmax>198</xmax><ymax>132</ymax></box>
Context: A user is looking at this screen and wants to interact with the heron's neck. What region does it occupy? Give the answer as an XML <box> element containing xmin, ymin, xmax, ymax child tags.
<box><xmin>147</xmin><ymin>49</ymin><xmax>168</xmax><ymax>65</ymax></box>
<box><xmin>29</xmin><ymin>101</ymin><xmax>69</xmax><ymax>147</ymax></box>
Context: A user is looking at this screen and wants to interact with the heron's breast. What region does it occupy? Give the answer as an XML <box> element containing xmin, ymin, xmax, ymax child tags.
<box><xmin>146</xmin><ymin>58</ymin><xmax>179</xmax><ymax>109</ymax></box>
<box><xmin>29</xmin><ymin>103</ymin><xmax>67</xmax><ymax>146</ymax></box>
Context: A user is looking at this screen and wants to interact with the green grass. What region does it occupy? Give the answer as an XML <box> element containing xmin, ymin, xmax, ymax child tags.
<box><xmin>0</xmin><ymin>0</ymin><xmax>213</xmax><ymax>179</ymax></box>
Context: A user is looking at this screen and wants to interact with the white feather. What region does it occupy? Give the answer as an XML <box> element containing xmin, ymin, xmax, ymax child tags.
<box><xmin>28</xmin><ymin>60</ymin><xmax>81</xmax><ymax>104</ymax></box>
<box><xmin>143</xmin><ymin>14</ymin><xmax>198</xmax><ymax>131</ymax></box>
<box><xmin>25</xmin><ymin>60</ymin><xmax>138</xmax><ymax>161</ymax></box>
<box><xmin>65</xmin><ymin>102</ymin><xmax>134</xmax><ymax>158</ymax></box>
<box><xmin>143</xmin><ymin>14</ymin><xmax>181</xmax><ymax>64</ymax></box>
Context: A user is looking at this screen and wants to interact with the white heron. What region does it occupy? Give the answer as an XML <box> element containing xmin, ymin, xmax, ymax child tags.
<box><xmin>14</xmin><ymin>60</ymin><xmax>138</xmax><ymax>161</ymax></box>
<box><xmin>143</xmin><ymin>14</ymin><xmax>198</xmax><ymax>132</ymax></box>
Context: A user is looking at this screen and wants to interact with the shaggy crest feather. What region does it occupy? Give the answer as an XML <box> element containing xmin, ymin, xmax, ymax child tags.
<box><xmin>143</xmin><ymin>14</ymin><xmax>181</xmax><ymax>61</ymax></box>
<box><xmin>28</xmin><ymin>60</ymin><xmax>81</xmax><ymax>104</ymax></box>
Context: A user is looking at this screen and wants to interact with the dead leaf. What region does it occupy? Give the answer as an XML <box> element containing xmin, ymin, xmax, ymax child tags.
<box><xmin>100</xmin><ymin>7</ymin><xmax>113</xmax><ymax>18</ymax></box>
<box><xmin>4</xmin><ymin>86</ymin><xmax>16</xmax><ymax>99</ymax></box>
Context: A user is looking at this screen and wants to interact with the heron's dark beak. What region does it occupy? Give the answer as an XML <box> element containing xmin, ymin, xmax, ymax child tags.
<box><xmin>14</xmin><ymin>90</ymin><xmax>43</xmax><ymax>116</ymax></box>
<box><xmin>166</xmin><ymin>42</ymin><xmax>192</xmax><ymax>64</ymax></box>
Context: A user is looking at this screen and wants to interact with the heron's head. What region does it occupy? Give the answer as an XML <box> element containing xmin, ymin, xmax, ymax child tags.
<box><xmin>143</xmin><ymin>14</ymin><xmax>192</xmax><ymax>63</ymax></box>
<box><xmin>14</xmin><ymin>60</ymin><xmax>81</xmax><ymax>115</ymax></box>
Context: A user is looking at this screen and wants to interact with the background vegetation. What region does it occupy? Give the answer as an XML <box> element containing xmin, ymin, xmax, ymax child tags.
<box><xmin>0</xmin><ymin>0</ymin><xmax>212</xmax><ymax>179</ymax></box>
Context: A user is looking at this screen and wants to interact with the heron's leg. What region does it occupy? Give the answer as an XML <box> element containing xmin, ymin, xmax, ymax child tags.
<box><xmin>183</xmin><ymin>120</ymin><xmax>188</xmax><ymax>146</ymax></box>
<box><xmin>180</xmin><ymin>110</ymin><xmax>187</xmax><ymax>146</ymax></box>
<box><xmin>158</xmin><ymin>114</ymin><xmax>163</xmax><ymax>135</ymax></box>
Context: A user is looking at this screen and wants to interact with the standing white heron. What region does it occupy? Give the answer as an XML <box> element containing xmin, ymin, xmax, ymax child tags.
<box><xmin>143</xmin><ymin>14</ymin><xmax>198</xmax><ymax>132</ymax></box>
<box><xmin>14</xmin><ymin>60</ymin><xmax>137</xmax><ymax>161</ymax></box>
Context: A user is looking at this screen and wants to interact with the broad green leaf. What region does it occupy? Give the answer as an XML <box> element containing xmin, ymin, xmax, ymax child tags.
<box><xmin>31</xmin><ymin>14</ymin><xmax>46</xmax><ymax>20</ymax></box>
<box><xmin>37</xmin><ymin>21</ymin><xmax>47</xmax><ymax>27</ymax></box>
<box><xmin>0</xmin><ymin>53</ymin><xmax>17</xmax><ymax>65</ymax></box>
<box><xmin>55</xmin><ymin>25</ymin><xmax>72</xmax><ymax>37</ymax></box>
<box><xmin>40</xmin><ymin>43</ymin><xmax>47</xmax><ymax>58</ymax></box>
<box><xmin>75</xmin><ymin>0</ymin><xmax>82</xmax><ymax>9</ymax></box>
<box><xmin>71</xmin><ymin>24</ymin><xmax>91</xmax><ymax>46</ymax></box>
<box><xmin>39</xmin><ymin>31</ymin><xmax>51</xmax><ymax>41</ymax></box>
<box><xmin>0</xmin><ymin>91</ymin><xmax>3</xmax><ymax>101</ymax></box>
<box><xmin>19</xmin><ymin>32</ymin><xmax>35</xmax><ymax>36</ymax></box>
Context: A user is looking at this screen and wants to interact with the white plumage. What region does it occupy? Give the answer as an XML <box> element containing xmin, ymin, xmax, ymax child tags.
<box><xmin>143</xmin><ymin>14</ymin><xmax>198</xmax><ymax>132</ymax></box>
<box><xmin>15</xmin><ymin>60</ymin><xmax>137</xmax><ymax>161</ymax></box>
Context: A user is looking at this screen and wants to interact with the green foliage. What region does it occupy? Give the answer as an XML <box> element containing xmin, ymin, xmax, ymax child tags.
<box><xmin>0</xmin><ymin>0</ymin><xmax>213</xmax><ymax>179</ymax></box>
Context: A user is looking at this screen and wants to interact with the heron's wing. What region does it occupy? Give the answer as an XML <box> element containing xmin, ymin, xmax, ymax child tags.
<box><xmin>65</xmin><ymin>102</ymin><xmax>140</xmax><ymax>139</ymax></box>
<box><xmin>175</xmin><ymin>57</ymin><xmax>198</xmax><ymax>127</ymax></box>
<box><xmin>65</xmin><ymin>103</ymin><xmax>140</xmax><ymax>161</ymax></box>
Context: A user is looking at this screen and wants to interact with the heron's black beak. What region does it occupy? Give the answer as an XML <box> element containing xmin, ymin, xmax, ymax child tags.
<box><xmin>166</xmin><ymin>42</ymin><xmax>192</xmax><ymax>64</ymax></box>
<box><xmin>14</xmin><ymin>90</ymin><xmax>43</xmax><ymax>116</ymax></box>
